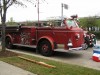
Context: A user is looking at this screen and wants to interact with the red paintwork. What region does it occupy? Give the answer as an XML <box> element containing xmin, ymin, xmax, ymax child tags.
<box><xmin>5</xmin><ymin>18</ymin><xmax>84</xmax><ymax>51</ymax></box>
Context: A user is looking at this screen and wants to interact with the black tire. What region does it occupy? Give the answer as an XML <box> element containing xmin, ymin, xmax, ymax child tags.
<box><xmin>89</xmin><ymin>44</ymin><xmax>94</xmax><ymax>47</ymax></box>
<box><xmin>84</xmin><ymin>36</ymin><xmax>89</xmax><ymax>50</ymax></box>
<box><xmin>84</xmin><ymin>43</ymin><xmax>88</xmax><ymax>50</ymax></box>
<box><xmin>6</xmin><ymin>37</ymin><xmax>13</xmax><ymax>49</ymax></box>
<box><xmin>38</xmin><ymin>40</ymin><xmax>53</xmax><ymax>56</ymax></box>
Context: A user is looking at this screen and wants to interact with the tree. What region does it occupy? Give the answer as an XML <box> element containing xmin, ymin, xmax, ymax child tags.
<box><xmin>79</xmin><ymin>16</ymin><xmax>99</xmax><ymax>31</ymax></box>
<box><xmin>0</xmin><ymin>0</ymin><xmax>33</xmax><ymax>51</ymax></box>
<box><xmin>79</xmin><ymin>17</ymin><xmax>87</xmax><ymax>27</ymax></box>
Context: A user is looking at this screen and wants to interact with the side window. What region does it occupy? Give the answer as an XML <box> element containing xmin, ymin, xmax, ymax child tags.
<box><xmin>66</xmin><ymin>20</ymin><xmax>77</xmax><ymax>28</ymax></box>
<box><xmin>35</xmin><ymin>23</ymin><xmax>38</xmax><ymax>27</ymax></box>
<box><xmin>35</xmin><ymin>23</ymin><xmax>41</xmax><ymax>27</ymax></box>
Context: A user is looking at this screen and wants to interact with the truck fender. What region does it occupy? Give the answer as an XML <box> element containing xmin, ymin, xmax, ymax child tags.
<box><xmin>37</xmin><ymin>36</ymin><xmax>55</xmax><ymax>50</ymax></box>
<box><xmin>6</xmin><ymin>34</ymin><xmax>13</xmax><ymax>43</ymax></box>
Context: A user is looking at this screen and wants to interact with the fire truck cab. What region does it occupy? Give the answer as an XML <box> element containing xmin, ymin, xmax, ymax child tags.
<box><xmin>0</xmin><ymin>16</ymin><xmax>85</xmax><ymax>56</ymax></box>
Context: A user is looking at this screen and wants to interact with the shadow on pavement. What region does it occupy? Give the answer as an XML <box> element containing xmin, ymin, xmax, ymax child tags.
<box><xmin>53</xmin><ymin>51</ymin><xmax>82</xmax><ymax>59</ymax></box>
<box><xmin>13</xmin><ymin>47</ymin><xmax>82</xmax><ymax>59</ymax></box>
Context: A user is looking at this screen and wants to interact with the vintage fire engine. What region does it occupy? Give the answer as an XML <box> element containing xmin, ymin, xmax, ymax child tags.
<box><xmin>0</xmin><ymin>16</ymin><xmax>85</xmax><ymax>56</ymax></box>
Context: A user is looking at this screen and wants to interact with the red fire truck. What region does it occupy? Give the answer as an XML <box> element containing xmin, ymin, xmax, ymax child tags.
<box><xmin>0</xmin><ymin>16</ymin><xmax>85</xmax><ymax>56</ymax></box>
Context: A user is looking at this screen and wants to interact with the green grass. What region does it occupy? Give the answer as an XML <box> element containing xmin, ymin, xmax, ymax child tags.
<box><xmin>0</xmin><ymin>55</ymin><xmax>100</xmax><ymax>75</ymax></box>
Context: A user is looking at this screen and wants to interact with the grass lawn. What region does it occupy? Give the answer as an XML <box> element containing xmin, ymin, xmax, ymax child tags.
<box><xmin>0</xmin><ymin>54</ymin><xmax>100</xmax><ymax>75</ymax></box>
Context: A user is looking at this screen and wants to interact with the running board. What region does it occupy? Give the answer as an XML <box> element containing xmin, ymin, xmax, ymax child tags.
<box><xmin>13</xmin><ymin>44</ymin><xmax>36</xmax><ymax>48</ymax></box>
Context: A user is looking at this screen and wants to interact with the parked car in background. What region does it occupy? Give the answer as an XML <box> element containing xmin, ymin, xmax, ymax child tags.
<box><xmin>84</xmin><ymin>31</ymin><xmax>96</xmax><ymax>49</ymax></box>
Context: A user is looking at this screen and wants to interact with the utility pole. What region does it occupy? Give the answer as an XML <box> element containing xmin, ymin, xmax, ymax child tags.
<box><xmin>61</xmin><ymin>3</ymin><xmax>63</xmax><ymax>23</ymax></box>
<box><xmin>37</xmin><ymin>0</ymin><xmax>40</xmax><ymax>27</ymax></box>
<box><xmin>61</xmin><ymin>3</ymin><xmax>68</xmax><ymax>22</ymax></box>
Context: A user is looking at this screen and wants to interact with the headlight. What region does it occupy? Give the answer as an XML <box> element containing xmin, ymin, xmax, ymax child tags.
<box><xmin>75</xmin><ymin>34</ymin><xmax>80</xmax><ymax>40</ymax></box>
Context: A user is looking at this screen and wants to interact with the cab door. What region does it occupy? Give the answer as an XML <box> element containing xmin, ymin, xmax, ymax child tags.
<box><xmin>52</xmin><ymin>26</ymin><xmax>69</xmax><ymax>44</ymax></box>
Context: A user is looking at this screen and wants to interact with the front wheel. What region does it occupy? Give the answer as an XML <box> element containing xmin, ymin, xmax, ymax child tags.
<box><xmin>38</xmin><ymin>40</ymin><xmax>53</xmax><ymax>56</ymax></box>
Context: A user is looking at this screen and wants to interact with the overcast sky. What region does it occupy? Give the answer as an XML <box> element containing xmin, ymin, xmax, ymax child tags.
<box><xmin>6</xmin><ymin>0</ymin><xmax>100</xmax><ymax>22</ymax></box>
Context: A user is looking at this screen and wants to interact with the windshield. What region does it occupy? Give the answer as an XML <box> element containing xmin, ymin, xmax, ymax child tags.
<box><xmin>66</xmin><ymin>20</ymin><xmax>78</xmax><ymax>28</ymax></box>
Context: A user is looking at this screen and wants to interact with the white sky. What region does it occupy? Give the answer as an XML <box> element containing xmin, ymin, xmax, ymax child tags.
<box><xmin>6</xmin><ymin>0</ymin><xmax>100</xmax><ymax>22</ymax></box>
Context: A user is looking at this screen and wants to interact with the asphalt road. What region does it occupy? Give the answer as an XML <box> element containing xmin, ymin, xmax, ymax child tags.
<box><xmin>0</xmin><ymin>41</ymin><xmax>100</xmax><ymax>70</ymax></box>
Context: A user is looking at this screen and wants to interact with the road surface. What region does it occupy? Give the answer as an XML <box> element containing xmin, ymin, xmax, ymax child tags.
<box><xmin>0</xmin><ymin>41</ymin><xmax>100</xmax><ymax>70</ymax></box>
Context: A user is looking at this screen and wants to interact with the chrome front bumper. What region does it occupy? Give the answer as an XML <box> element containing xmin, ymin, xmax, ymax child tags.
<box><xmin>68</xmin><ymin>43</ymin><xmax>86</xmax><ymax>50</ymax></box>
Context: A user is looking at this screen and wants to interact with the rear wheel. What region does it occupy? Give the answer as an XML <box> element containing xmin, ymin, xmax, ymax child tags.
<box><xmin>6</xmin><ymin>37</ymin><xmax>13</xmax><ymax>49</ymax></box>
<box><xmin>38</xmin><ymin>40</ymin><xmax>53</xmax><ymax>56</ymax></box>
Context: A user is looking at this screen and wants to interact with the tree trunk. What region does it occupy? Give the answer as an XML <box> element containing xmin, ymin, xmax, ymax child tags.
<box><xmin>0</xmin><ymin>0</ymin><xmax>7</xmax><ymax>51</ymax></box>
<box><xmin>1</xmin><ymin>22</ymin><xmax>6</xmax><ymax>51</ymax></box>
